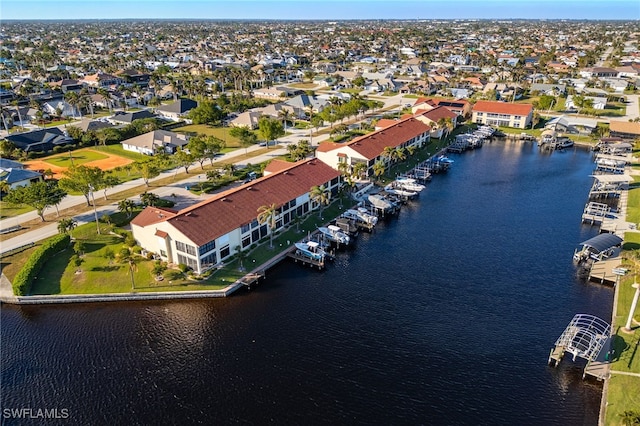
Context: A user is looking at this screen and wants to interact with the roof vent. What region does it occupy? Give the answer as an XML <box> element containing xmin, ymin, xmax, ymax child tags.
<box><xmin>185</xmin><ymin>212</ymin><xmax>192</xmax><ymax>216</ymax></box>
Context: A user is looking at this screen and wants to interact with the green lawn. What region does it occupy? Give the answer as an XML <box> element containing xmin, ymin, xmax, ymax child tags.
<box><xmin>173</xmin><ymin>124</ymin><xmax>242</xmax><ymax>147</ymax></box>
<box><xmin>93</xmin><ymin>144</ymin><xmax>147</xmax><ymax>161</ymax></box>
<box><xmin>605</xmin><ymin>374</ymin><xmax>640</xmax><ymax>425</ymax></box>
<box><xmin>44</xmin><ymin>149</ymin><xmax>109</xmax><ymax>167</ymax></box>
<box><xmin>0</xmin><ymin>202</ymin><xmax>33</xmax><ymax>219</ymax></box>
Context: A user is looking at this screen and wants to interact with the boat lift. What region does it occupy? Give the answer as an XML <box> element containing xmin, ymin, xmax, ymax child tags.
<box><xmin>548</xmin><ymin>314</ymin><xmax>611</xmax><ymax>380</ymax></box>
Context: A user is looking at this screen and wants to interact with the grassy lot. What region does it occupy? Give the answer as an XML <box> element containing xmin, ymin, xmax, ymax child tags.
<box><xmin>0</xmin><ymin>242</ymin><xmax>41</xmax><ymax>282</ymax></box>
<box><xmin>44</xmin><ymin>149</ymin><xmax>109</xmax><ymax>167</ymax></box>
<box><xmin>288</xmin><ymin>82</ymin><xmax>319</xmax><ymax>89</ymax></box>
<box><xmin>93</xmin><ymin>144</ymin><xmax>147</xmax><ymax>161</ymax></box>
<box><xmin>172</xmin><ymin>124</ymin><xmax>242</xmax><ymax>147</ymax></box>
<box><xmin>0</xmin><ymin>203</ymin><xmax>33</xmax><ymax>220</ymax></box>
<box><xmin>604</xmin><ymin>152</ymin><xmax>640</xmax><ymax>423</ymax></box>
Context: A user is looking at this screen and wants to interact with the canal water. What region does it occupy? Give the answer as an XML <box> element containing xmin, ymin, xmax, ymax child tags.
<box><xmin>1</xmin><ymin>140</ymin><xmax>612</xmax><ymax>425</ymax></box>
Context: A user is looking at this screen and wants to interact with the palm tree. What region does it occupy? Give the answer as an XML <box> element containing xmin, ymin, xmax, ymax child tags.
<box><xmin>257</xmin><ymin>203</ymin><xmax>277</xmax><ymax>249</ymax></box>
<box><xmin>372</xmin><ymin>161</ymin><xmax>385</xmax><ymax>180</ymax></box>
<box><xmin>234</xmin><ymin>245</ymin><xmax>247</xmax><ymax>271</ymax></box>
<box><xmin>278</xmin><ymin>108</ymin><xmax>292</xmax><ymax>133</ymax></box>
<box><xmin>57</xmin><ymin>217</ymin><xmax>77</xmax><ymax>236</ymax></box>
<box><xmin>382</xmin><ymin>146</ymin><xmax>396</xmax><ymax>167</ymax></box>
<box><xmin>10</xmin><ymin>99</ymin><xmax>24</xmax><ymax>130</ymax></box>
<box><xmin>352</xmin><ymin>162</ymin><xmax>367</xmax><ymax>180</ymax></box>
<box><xmin>118</xmin><ymin>199</ymin><xmax>136</xmax><ymax>218</ymax></box>
<box><xmin>0</xmin><ymin>180</ymin><xmax>10</xmax><ymax>196</ymax></box>
<box><xmin>310</xmin><ymin>184</ymin><xmax>331</xmax><ymax>219</ymax></box>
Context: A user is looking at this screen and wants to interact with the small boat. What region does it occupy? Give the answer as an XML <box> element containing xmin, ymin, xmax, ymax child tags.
<box><xmin>295</xmin><ymin>241</ymin><xmax>326</xmax><ymax>261</ymax></box>
<box><xmin>318</xmin><ymin>225</ymin><xmax>351</xmax><ymax>245</ymax></box>
<box><xmin>395</xmin><ymin>177</ymin><xmax>425</xmax><ymax>192</ymax></box>
<box><xmin>436</xmin><ymin>155</ymin><xmax>454</xmax><ymax>164</ymax></box>
<box><xmin>342</xmin><ymin>208</ymin><xmax>378</xmax><ymax>226</ymax></box>
<box><xmin>368</xmin><ymin>194</ymin><xmax>396</xmax><ymax>212</ymax></box>
<box><xmin>335</xmin><ymin>217</ymin><xmax>358</xmax><ymax>236</ymax></box>
<box><xmin>554</xmin><ymin>137</ymin><xmax>574</xmax><ymax>149</ymax></box>
<box><xmin>384</xmin><ymin>183</ymin><xmax>418</xmax><ymax>198</ymax></box>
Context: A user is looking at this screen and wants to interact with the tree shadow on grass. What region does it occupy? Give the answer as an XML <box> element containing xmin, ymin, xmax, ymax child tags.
<box><xmin>30</xmin><ymin>249</ymin><xmax>74</xmax><ymax>295</ymax></box>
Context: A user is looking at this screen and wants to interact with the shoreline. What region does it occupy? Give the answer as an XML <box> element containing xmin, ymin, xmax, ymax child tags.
<box><xmin>0</xmin><ymin>134</ymin><xmax>597</xmax><ymax>306</ymax></box>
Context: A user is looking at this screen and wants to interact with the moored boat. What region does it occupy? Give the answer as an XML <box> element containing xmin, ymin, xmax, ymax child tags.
<box><xmin>318</xmin><ymin>225</ymin><xmax>351</xmax><ymax>245</ymax></box>
<box><xmin>295</xmin><ymin>241</ymin><xmax>326</xmax><ymax>261</ymax></box>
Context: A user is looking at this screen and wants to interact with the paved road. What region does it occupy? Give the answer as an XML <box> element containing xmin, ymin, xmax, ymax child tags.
<box><xmin>0</xmin><ymin>93</ymin><xmax>405</xmax><ymax>252</ymax></box>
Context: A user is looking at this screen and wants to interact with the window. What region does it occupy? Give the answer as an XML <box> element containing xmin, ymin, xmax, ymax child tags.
<box><xmin>242</xmin><ymin>235</ymin><xmax>251</xmax><ymax>248</ymax></box>
<box><xmin>241</xmin><ymin>223</ymin><xmax>251</xmax><ymax>234</ymax></box>
<box><xmin>176</xmin><ymin>241</ymin><xmax>197</xmax><ymax>256</ymax></box>
<box><xmin>160</xmin><ymin>250</ymin><xmax>167</xmax><ymax>257</ymax></box>
<box><xmin>177</xmin><ymin>254</ymin><xmax>198</xmax><ymax>270</ymax></box>
<box><xmin>201</xmin><ymin>252</ymin><xmax>217</xmax><ymax>267</ymax></box>
<box><xmin>220</xmin><ymin>245</ymin><xmax>230</xmax><ymax>259</ymax></box>
<box><xmin>198</xmin><ymin>240</ymin><xmax>216</xmax><ymax>256</ymax></box>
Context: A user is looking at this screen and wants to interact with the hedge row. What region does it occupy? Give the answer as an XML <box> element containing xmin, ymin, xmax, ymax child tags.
<box><xmin>12</xmin><ymin>234</ymin><xmax>70</xmax><ymax>296</ymax></box>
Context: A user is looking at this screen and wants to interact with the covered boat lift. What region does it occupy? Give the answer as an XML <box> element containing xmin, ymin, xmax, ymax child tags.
<box><xmin>548</xmin><ymin>314</ymin><xmax>612</xmax><ymax>380</ymax></box>
<box><xmin>588</xmin><ymin>173</ymin><xmax>632</xmax><ymax>199</ymax></box>
<box><xmin>573</xmin><ymin>233</ymin><xmax>623</xmax><ymax>263</ymax></box>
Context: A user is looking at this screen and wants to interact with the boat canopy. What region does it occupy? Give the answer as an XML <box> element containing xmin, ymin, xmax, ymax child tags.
<box><xmin>580</xmin><ymin>233</ymin><xmax>623</xmax><ymax>254</ymax></box>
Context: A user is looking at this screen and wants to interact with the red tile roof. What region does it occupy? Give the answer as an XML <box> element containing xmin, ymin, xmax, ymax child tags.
<box><xmin>263</xmin><ymin>159</ymin><xmax>294</xmax><ymax>174</ymax></box>
<box><xmin>416</xmin><ymin>105</ymin><xmax>457</xmax><ymax>121</ymax></box>
<box><xmin>132</xmin><ymin>207</ymin><xmax>177</xmax><ymax>227</ymax></box>
<box><xmin>375</xmin><ymin>118</ymin><xmax>399</xmax><ymax>129</ymax></box>
<box><xmin>347</xmin><ymin>117</ymin><xmax>430</xmax><ymax>160</ymax></box>
<box><xmin>135</xmin><ymin>159</ymin><xmax>340</xmax><ymax>247</ymax></box>
<box><xmin>472</xmin><ymin>100</ymin><xmax>533</xmax><ymax>116</ymax></box>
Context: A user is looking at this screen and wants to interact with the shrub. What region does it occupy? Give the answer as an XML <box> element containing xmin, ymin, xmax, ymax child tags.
<box><xmin>12</xmin><ymin>234</ymin><xmax>70</xmax><ymax>296</ymax></box>
<box><xmin>124</xmin><ymin>233</ymin><xmax>136</xmax><ymax>247</ymax></box>
<box><xmin>178</xmin><ymin>263</ymin><xmax>190</xmax><ymax>273</ymax></box>
<box><xmin>132</xmin><ymin>245</ymin><xmax>142</xmax><ymax>254</ymax></box>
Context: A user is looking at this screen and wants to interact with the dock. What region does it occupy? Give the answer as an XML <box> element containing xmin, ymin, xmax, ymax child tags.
<box><xmin>588</xmin><ymin>257</ymin><xmax>625</xmax><ymax>285</ymax></box>
<box><xmin>548</xmin><ymin>314</ymin><xmax>612</xmax><ymax>380</ymax></box>
<box><xmin>287</xmin><ymin>250</ymin><xmax>326</xmax><ymax>269</ymax></box>
<box><xmin>581</xmin><ymin>201</ymin><xmax>611</xmax><ymax>225</ymax></box>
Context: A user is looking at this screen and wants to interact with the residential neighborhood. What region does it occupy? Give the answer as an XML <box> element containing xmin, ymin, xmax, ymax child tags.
<box><xmin>2</xmin><ymin>10</ymin><xmax>640</xmax><ymax>426</ymax></box>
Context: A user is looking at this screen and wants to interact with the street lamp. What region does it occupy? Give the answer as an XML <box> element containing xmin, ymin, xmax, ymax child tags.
<box><xmin>624</xmin><ymin>280</ymin><xmax>640</xmax><ymax>332</ymax></box>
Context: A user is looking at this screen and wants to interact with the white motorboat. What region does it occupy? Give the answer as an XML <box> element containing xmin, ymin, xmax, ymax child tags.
<box><xmin>342</xmin><ymin>208</ymin><xmax>378</xmax><ymax>226</ymax></box>
<box><xmin>295</xmin><ymin>241</ymin><xmax>326</xmax><ymax>261</ymax></box>
<box><xmin>395</xmin><ymin>177</ymin><xmax>425</xmax><ymax>192</ymax></box>
<box><xmin>384</xmin><ymin>183</ymin><xmax>418</xmax><ymax>198</ymax></box>
<box><xmin>318</xmin><ymin>225</ymin><xmax>351</xmax><ymax>245</ymax></box>
<box><xmin>436</xmin><ymin>155</ymin><xmax>454</xmax><ymax>164</ymax></box>
<box><xmin>368</xmin><ymin>194</ymin><xmax>395</xmax><ymax>211</ymax></box>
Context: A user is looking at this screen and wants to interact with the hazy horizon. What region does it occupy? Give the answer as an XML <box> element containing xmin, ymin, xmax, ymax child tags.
<box><xmin>2</xmin><ymin>0</ymin><xmax>639</xmax><ymax>21</ymax></box>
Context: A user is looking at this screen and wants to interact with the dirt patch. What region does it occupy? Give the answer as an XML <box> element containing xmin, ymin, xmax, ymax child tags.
<box><xmin>24</xmin><ymin>149</ymin><xmax>133</xmax><ymax>179</ymax></box>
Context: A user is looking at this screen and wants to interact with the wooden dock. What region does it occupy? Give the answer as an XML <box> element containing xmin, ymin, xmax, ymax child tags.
<box><xmin>588</xmin><ymin>257</ymin><xmax>624</xmax><ymax>285</ymax></box>
<box><xmin>287</xmin><ymin>251</ymin><xmax>325</xmax><ymax>269</ymax></box>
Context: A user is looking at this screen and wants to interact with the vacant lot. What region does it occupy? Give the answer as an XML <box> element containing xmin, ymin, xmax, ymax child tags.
<box><xmin>173</xmin><ymin>125</ymin><xmax>242</xmax><ymax>148</ymax></box>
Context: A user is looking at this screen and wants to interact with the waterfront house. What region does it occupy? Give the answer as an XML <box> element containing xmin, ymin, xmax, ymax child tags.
<box><xmin>471</xmin><ymin>101</ymin><xmax>533</xmax><ymax>129</ymax></box>
<box><xmin>413</xmin><ymin>106</ymin><xmax>458</xmax><ymax>139</ymax></box>
<box><xmin>609</xmin><ymin>121</ymin><xmax>640</xmax><ymax>140</ymax></box>
<box><xmin>315</xmin><ymin>117</ymin><xmax>430</xmax><ymax>175</ymax></box>
<box><xmin>121</xmin><ymin>129</ymin><xmax>189</xmax><ymax>155</ymax></box>
<box><xmin>411</xmin><ymin>97</ymin><xmax>472</xmax><ymax>118</ymax></box>
<box><xmin>131</xmin><ymin>158</ymin><xmax>341</xmax><ymax>273</ymax></box>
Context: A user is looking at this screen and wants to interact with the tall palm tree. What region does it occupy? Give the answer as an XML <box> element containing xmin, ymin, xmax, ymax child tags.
<box><xmin>382</xmin><ymin>146</ymin><xmax>397</xmax><ymax>166</ymax></box>
<box><xmin>372</xmin><ymin>161</ymin><xmax>385</xmax><ymax>180</ymax></box>
<box><xmin>10</xmin><ymin>99</ymin><xmax>24</xmax><ymax>130</ymax></box>
<box><xmin>278</xmin><ymin>108</ymin><xmax>292</xmax><ymax>133</ymax></box>
<box><xmin>257</xmin><ymin>203</ymin><xmax>277</xmax><ymax>248</ymax></box>
<box><xmin>310</xmin><ymin>184</ymin><xmax>331</xmax><ymax>219</ymax></box>
<box><xmin>352</xmin><ymin>162</ymin><xmax>367</xmax><ymax>180</ymax></box>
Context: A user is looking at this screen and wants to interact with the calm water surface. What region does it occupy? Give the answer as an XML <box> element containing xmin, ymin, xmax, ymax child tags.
<box><xmin>1</xmin><ymin>140</ymin><xmax>612</xmax><ymax>425</ymax></box>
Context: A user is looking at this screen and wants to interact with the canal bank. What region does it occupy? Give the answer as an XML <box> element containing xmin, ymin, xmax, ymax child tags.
<box><xmin>1</xmin><ymin>140</ymin><xmax>609</xmax><ymax>425</ymax></box>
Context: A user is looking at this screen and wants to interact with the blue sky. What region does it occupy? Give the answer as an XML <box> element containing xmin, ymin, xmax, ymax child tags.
<box><xmin>2</xmin><ymin>0</ymin><xmax>639</xmax><ymax>20</ymax></box>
